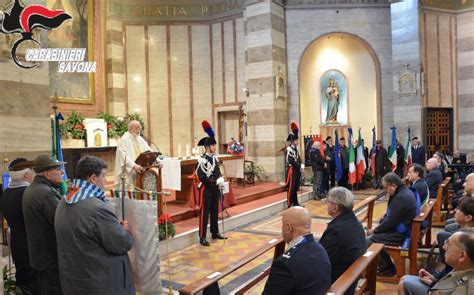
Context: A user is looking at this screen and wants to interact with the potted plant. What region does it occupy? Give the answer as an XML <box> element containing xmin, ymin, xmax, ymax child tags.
<box><xmin>62</xmin><ymin>111</ymin><xmax>86</xmax><ymax>148</ymax></box>
<box><xmin>158</xmin><ymin>213</ymin><xmax>175</xmax><ymax>241</ymax></box>
<box><xmin>97</xmin><ymin>112</ymin><xmax>120</xmax><ymax>146</ymax></box>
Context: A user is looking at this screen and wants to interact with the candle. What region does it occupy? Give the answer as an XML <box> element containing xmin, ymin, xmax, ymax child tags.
<box><xmin>178</xmin><ymin>143</ymin><xmax>182</xmax><ymax>158</ymax></box>
<box><xmin>186</xmin><ymin>144</ymin><xmax>191</xmax><ymax>157</ymax></box>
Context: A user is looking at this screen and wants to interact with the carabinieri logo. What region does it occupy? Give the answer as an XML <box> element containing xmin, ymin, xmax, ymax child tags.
<box><xmin>0</xmin><ymin>0</ymin><xmax>93</xmax><ymax>72</ymax></box>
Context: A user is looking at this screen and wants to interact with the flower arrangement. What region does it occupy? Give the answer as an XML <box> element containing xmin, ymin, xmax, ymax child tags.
<box><xmin>227</xmin><ymin>137</ymin><xmax>244</xmax><ymax>156</ymax></box>
<box><xmin>64</xmin><ymin>111</ymin><xmax>85</xmax><ymax>139</ymax></box>
<box><xmin>97</xmin><ymin>112</ymin><xmax>119</xmax><ymax>138</ymax></box>
<box><xmin>158</xmin><ymin>213</ymin><xmax>175</xmax><ymax>241</ymax></box>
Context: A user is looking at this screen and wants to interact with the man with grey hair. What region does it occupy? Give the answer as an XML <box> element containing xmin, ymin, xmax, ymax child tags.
<box><xmin>0</xmin><ymin>158</ymin><xmax>37</xmax><ymax>293</ymax></box>
<box><xmin>425</xmin><ymin>157</ymin><xmax>443</xmax><ymax>199</ymax></box>
<box><xmin>320</xmin><ymin>187</ymin><xmax>366</xmax><ymax>294</ymax></box>
<box><xmin>114</xmin><ymin>120</ymin><xmax>152</xmax><ymax>188</ymax></box>
<box><xmin>366</xmin><ymin>172</ymin><xmax>417</xmax><ymax>277</ymax></box>
<box><xmin>398</xmin><ymin>231</ymin><xmax>474</xmax><ymax>294</ymax></box>
<box><xmin>262</xmin><ymin>206</ymin><xmax>331</xmax><ymax>294</ymax></box>
<box><xmin>310</xmin><ymin>140</ymin><xmax>325</xmax><ymax>200</ymax></box>
<box><xmin>23</xmin><ymin>155</ymin><xmax>67</xmax><ymax>294</ymax></box>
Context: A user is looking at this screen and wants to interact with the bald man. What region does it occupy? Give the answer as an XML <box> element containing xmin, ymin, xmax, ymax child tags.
<box><xmin>262</xmin><ymin>207</ymin><xmax>331</xmax><ymax>295</ymax></box>
<box><xmin>114</xmin><ymin>120</ymin><xmax>152</xmax><ymax>188</ymax></box>
<box><xmin>425</xmin><ymin>158</ymin><xmax>443</xmax><ymax>199</ymax></box>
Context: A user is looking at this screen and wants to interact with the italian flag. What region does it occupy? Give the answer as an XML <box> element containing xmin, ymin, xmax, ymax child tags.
<box><xmin>405</xmin><ymin>127</ymin><xmax>412</xmax><ymax>168</ymax></box>
<box><xmin>348</xmin><ymin>128</ymin><xmax>356</xmax><ymax>185</ymax></box>
<box><xmin>388</xmin><ymin>127</ymin><xmax>397</xmax><ymax>171</ymax></box>
<box><xmin>356</xmin><ymin>129</ymin><xmax>366</xmax><ymax>183</ymax></box>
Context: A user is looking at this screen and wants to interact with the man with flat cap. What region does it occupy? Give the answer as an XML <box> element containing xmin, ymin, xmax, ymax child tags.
<box><xmin>0</xmin><ymin>158</ymin><xmax>38</xmax><ymax>294</ymax></box>
<box><xmin>23</xmin><ymin>155</ymin><xmax>66</xmax><ymax>295</ymax></box>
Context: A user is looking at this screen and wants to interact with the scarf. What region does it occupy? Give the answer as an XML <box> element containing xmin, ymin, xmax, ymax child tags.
<box><xmin>65</xmin><ymin>179</ymin><xmax>105</xmax><ymax>204</ymax></box>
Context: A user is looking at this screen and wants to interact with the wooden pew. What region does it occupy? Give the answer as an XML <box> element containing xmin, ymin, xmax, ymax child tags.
<box><xmin>353</xmin><ymin>194</ymin><xmax>378</xmax><ymax>230</ymax></box>
<box><xmin>178</xmin><ymin>194</ymin><xmax>380</xmax><ymax>294</ymax></box>
<box><xmin>377</xmin><ymin>198</ymin><xmax>436</xmax><ymax>284</ymax></box>
<box><xmin>178</xmin><ymin>237</ymin><xmax>286</xmax><ymax>295</ymax></box>
<box><xmin>433</xmin><ymin>177</ymin><xmax>451</xmax><ymax>227</ymax></box>
<box><xmin>326</xmin><ymin>243</ymin><xmax>384</xmax><ymax>295</ymax></box>
<box><xmin>231</xmin><ymin>197</ymin><xmax>379</xmax><ymax>295</ymax></box>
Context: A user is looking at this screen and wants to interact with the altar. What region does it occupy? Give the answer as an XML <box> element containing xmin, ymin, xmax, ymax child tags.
<box><xmin>159</xmin><ymin>155</ymin><xmax>244</xmax><ymax>210</ymax></box>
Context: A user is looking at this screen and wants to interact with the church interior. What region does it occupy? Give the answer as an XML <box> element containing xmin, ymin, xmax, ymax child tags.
<box><xmin>0</xmin><ymin>0</ymin><xmax>473</xmax><ymax>294</ymax></box>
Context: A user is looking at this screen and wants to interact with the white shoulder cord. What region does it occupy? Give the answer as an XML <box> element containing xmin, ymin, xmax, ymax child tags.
<box><xmin>197</xmin><ymin>155</ymin><xmax>217</xmax><ymax>177</ymax></box>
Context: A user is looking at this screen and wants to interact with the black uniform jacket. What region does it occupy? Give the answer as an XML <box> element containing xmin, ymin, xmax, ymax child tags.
<box><xmin>262</xmin><ymin>234</ymin><xmax>331</xmax><ymax>295</ymax></box>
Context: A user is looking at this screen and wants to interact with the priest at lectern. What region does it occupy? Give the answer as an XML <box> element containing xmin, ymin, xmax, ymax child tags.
<box><xmin>114</xmin><ymin>120</ymin><xmax>153</xmax><ymax>188</ymax></box>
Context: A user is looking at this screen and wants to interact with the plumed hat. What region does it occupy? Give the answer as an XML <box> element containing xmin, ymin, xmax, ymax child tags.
<box><xmin>198</xmin><ymin>120</ymin><xmax>217</xmax><ymax>146</ymax></box>
<box><xmin>286</xmin><ymin>122</ymin><xmax>299</xmax><ymax>142</ymax></box>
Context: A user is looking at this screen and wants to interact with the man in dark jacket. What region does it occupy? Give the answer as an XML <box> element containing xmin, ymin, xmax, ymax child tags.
<box><xmin>263</xmin><ymin>206</ymin><xmax>331</xmax><ymax>295</ymax></box>
<box><xmin>371</xmin><ymin>140</ymin><xmax>388</xmax><ymax>189</ymax></box>
<box><xmin>23</xmin><ymin>155</ymin><xmax>66</xmax><ymax>295</ymax></box>
<box><xmin>55</xmin><ymin>155</ymin><xmax>134</xmax><ymax>295</ymax></box>
<box><xmin>326</xmin><ymin>136</ymin><xmax>336</xmax><ymax>188</ymax></box>
<box><xmin>320</xmin><ymin>187</ymin><xmax>366</xmax><ymax>294</ymax></box>
<box><xmin>0</xmin><ymin>158</ymin><xmax>38</xmax><ymax>294</ymax></box>
<box><xmin>339</xmin><ymin>137</ymin><xmax>349</xmax><ymax>188</ymax></box>
<box><xmin>366</xmin><ymin>173</ymin><xmax>417</xmax><ymax>277</ymax></box>
<box><xmin>425</xmin><ymin>158</ymin><xmax>443</xmax><ymax>199</ymax></box>
<box><xmin>197</xmin><ymin>121</ymin><xmax>227</xmax><ymax>246</ymax></box>
<box><xmin>407</xmin><ymin>164</ymin><xmax>429</xmax><ymax>206</ymax></box>
<box><xmin>411</xmin><ymin>137</ymin><xmax>426</xmax><ymax>166</ymax></box>
<box><xmin>310</xmin><ymin>141</ymin><xmax>325</xmax><ymax>200</ymax></box>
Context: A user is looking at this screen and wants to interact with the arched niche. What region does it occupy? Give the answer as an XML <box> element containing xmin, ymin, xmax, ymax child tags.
<box><xmin>298</xmin><ymin>32</ymin><xmax>381</xmax><ymax>142</ymax></box>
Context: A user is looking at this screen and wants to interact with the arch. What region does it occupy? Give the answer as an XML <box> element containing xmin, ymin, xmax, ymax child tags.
<box><xmin>297</xmin><ymin>32</ymin><xmax>383</xmax><ymax>140</ymax></box>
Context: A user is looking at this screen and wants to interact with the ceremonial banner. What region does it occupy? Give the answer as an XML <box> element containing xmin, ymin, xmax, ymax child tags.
<box><xmin>356</xmin><ymin>129</ymin><xmax>366</xmax><ymax>183</ymax></box>
<box><xmin>109</xmin><ymin>198</ymin><xmax>161</xmax><ymax>294</ymax></box>
<box><xmin>371</xmin><ymin>127</ymin><xmax>376</xmax><ymax>177</ymax></box>
<box><xmin>335</xmin><ymin>130</ymin><xmax>343</xmax><ymax>182</ymax></box>
<box><xmin>405</xmin><ymin>128</ymin><xmax>412</xmax><ymax>168</ymax></box>
<box><xmin>388</xmin><ymin>127</ymin><xmax>397</xmax><ymax>171</ymax></box>
<box><xmin>161</xmin><ymin>158</ymin><xmax>181</xmax><ymax>191</ymax></box>
<box><xmin>348</xmin><ymin>128</ymin><xmax>356</xmax><ymax>185</ymax></box>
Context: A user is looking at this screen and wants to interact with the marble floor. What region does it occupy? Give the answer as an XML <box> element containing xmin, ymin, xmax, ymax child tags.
<box><xmin>159</xmin><ymin>192</ymin><xmax>402</xmax><ymax>294</ymax></box>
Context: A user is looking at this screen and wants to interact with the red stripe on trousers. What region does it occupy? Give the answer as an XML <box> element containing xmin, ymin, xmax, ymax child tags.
<box><xmin>286</xmin><ymin>167</ymin><xmax>293</xmax><ymax>206</ymax></box>
<box><xmin>199</xmin><ymin>184</ymin><xmax>205</xmax><ymax>238</ymax></box>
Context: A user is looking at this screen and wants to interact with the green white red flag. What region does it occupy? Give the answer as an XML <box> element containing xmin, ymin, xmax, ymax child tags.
<box><xmin>356</xmin><ymin>129</ymin><xmax>366</xmax><ymax>183</ymax></box>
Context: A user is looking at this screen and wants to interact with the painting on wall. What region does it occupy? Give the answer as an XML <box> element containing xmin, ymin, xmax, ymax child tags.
<box><xmin>320</xmin><ymin>69</ymin><xmax>348</xmax><ymax>125</ymax></box>
<box><xmin>46</xmin><ymin>0</ymin><xmax>94</xmax><ymax>104</ymax></box>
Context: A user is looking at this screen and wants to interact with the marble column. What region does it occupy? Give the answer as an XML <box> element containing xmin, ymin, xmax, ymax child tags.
<box><xmin>244</xmin><ymin>0</ymin><xmax>287</xmax><ymax>181</ymax></box>
<box><xmin>457</xmin><ymin>10</ymin><xmax>474</xmax><ymax>152</ymax></box>
<box><xmin>106</xmin><ymin>0</ymin><xmax>126</xmax><ymax>116</ymax></box>
<box><xmin>391</xmin><ymin>0</ymin><xmax>422</xmax><ymax>145</ymax></box>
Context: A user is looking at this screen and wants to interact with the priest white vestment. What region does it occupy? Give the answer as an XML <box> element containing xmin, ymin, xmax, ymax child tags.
<box><xmin>114</xmin><ymin>131</ymin><xmax>151</xmax><ymax>188</ymax></box>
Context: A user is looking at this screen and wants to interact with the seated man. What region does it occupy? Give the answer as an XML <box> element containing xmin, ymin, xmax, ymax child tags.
<box><xmin>407</xmin><ymin>164</ymin><xmax>429</xmax><ymax>206</ymax></box>
<box><xmin>366</xmin><ymin>173</ymin><xmax>417</xmax><ymax>277</ymax></box>
<box><xmin>425</xmin><ymin>158</ymin><xmax>443</xmax><ymax>199</ymax></box>
<box><xmin>433</xmin><ymin>196</ymin><xmax>474</xmax><ymax>277</ymax></box>
<box><xmin>398</xmin><ymin>231</ymin><xmax>474</xmax><ymax>294</ymax></box>
<box><xmin>262</xmin><ymin>206</ymin><xmax>331</xmax><ymax>295</ymax></box>
<box><xmin>319</xmin><ymin>187</ymin><xmax>366</xmax><ymax>295</ymax></box>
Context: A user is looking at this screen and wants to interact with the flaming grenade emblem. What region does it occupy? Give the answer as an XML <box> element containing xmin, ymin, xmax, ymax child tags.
<box><xmin>0</xmin><ymin>0</ymin><xmax>71</xmax><ymax>68</ymax></box>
